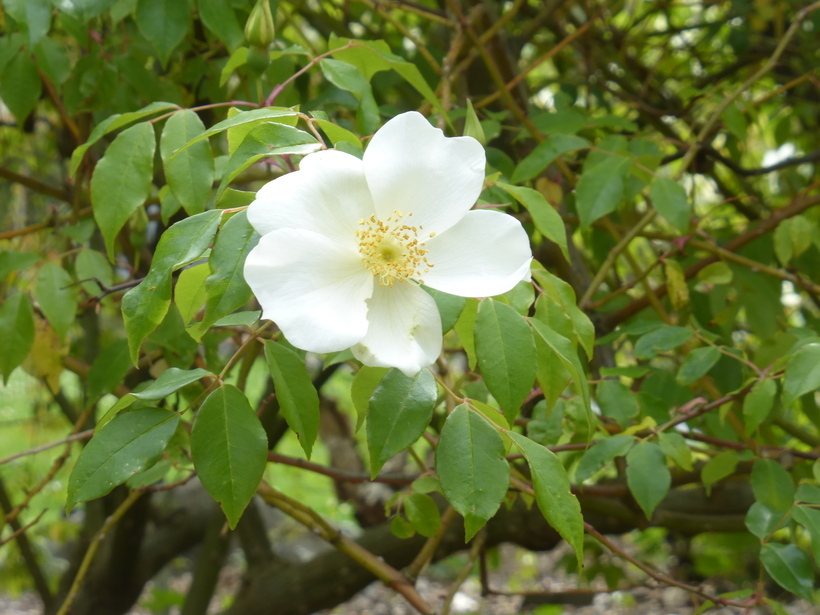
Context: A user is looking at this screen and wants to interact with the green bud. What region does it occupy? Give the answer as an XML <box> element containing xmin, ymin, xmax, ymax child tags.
<box><xmin>244</xmin><ymin>0</ymin><xmax>275</xmax><ymax>48</ymax></box>
<box><xmin>246</xmin><ymin>45</ymin><xmax>271</xmax><ymax>75</ymax></box>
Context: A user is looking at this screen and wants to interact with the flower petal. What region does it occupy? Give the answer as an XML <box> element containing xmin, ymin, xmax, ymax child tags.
<box><xmin>363</xmin><ymin>111</ymin><xmax>485</xmax><ymax>237</ymax></box>
<box><xmin>244</xmin><ymin>228</ymin><xmax>373</xmax><ymax>353</ymax></box>
<box><xmin>247</xmin><ymin>149</ymin><xmax>374</xmax><ymax>247</ymax></box>
<box><xmin>422</xmin><ymin>209</ymin><xmax>532</xmax><ymax>297</ymax></box>
<box><xmin>352</xmin><ymin>282</ymin><xmax>442</xmax><ymax>376</ymax></box>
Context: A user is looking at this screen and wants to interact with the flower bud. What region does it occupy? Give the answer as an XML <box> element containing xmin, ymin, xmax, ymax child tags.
<box><xmin>244</xmin><ymin>0</ymin><xmax>275</xmax><ymax>48</ymax></box>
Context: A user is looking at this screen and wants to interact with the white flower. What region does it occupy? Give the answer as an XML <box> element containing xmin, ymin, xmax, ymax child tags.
<box><xmin>244</xmin><ymin>111</ymin><xmax>532</xmax><ymax>376</ymax></box>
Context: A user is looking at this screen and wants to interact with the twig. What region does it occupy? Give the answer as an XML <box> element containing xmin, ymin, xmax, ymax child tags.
<box><xmin>405</xmin><ymin>505</ymin><xmax>458</xmax><ymax>582</ymax></box>
<box><xmin>440</xmin><ymin>529</ymin><xmax>486</xmax><ymax>615</ymax></box>
<box><xmin>0</xmin><ymin>166</ymin><xmax>74</xmax><ymax>204</ymax></box>
<box><xmin>257</xmin><ymin>481</ymin><xmax>435</xmax><ymax>614</ymax></box>
<box><xmin>0</xmin><ymin>430</ymin><xmax>94</xmax><ymax>466</ymax></box>
<box><xmin>267</xmin><ymin>452</ymin><xmax>418</xmax><ymax>485</ymax></box>
<box><xmin>0</xmin><ymin>509</ymin><xmax>47</xmax><ymax>547</ymax></box>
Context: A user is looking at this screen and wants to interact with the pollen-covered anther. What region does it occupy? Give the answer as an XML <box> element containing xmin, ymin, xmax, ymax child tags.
<box><xmin>356</xmin><ymin>211</ymin><xmax>432</xmax><ymax>286</ymax></box>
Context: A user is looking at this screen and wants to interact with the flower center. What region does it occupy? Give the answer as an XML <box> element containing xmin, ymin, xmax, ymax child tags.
<box><xmin>357</xmin><ymin>211</ymin><xmax>432</xmax><ymax>286</ymax></box>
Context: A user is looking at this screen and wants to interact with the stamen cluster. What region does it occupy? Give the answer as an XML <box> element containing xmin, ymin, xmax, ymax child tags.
<box><xmin>357</xmin><ymin>211</ymin><xmax>432</xmax><ymax>286</ymax></box>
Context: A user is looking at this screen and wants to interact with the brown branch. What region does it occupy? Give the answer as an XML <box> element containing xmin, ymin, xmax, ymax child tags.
<box><xmin>0</xmin><ymin>509</ymin><xmax>47</xmax><ymax>547</ymax></box>
<box><xmin>267</xmin><ymin>451</ymin><xmax>417</xmax><ymax>485</ymax></box>
<box><xmin>0</xmin><ymin>430</ymin><xmax>94</xmax><ymax>466</ymax></box>
<box><xmin>0</xmin><ymin>166</ymin><xmax>74</xmax><ymax>203</ymax></box>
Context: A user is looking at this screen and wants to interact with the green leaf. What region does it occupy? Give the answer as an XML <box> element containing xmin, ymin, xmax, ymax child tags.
<box><xmin>264</xmin><ymin>340</ymin><xmax>320</xmax><ymax>459</ymax></box>
<box><xmin>508</xmin><ymin>431</ymin><xmax>584</xmax><ymax>568</ymax></box>
<box><xmin>657</xmin><ymin>432</ymin><xmax>692</xmax><ymax>471</ymax></box>
<box><xmin>169</xmin><ymin>108</ymin><xmax>301</xmax><ymax>159</ymax></box>
<box><xmin>367</xmin><ymin>368</ymin><xmax>436</xmax><ymax>477</ymax></box>
<box><xmin>497</xmin><ymin>182</ymin><xmax>569</xmax><ymax>262</ymax></box>
<box><xmin>534</xmin><ymin>334</ymin><xmax>571</xmax><ymax>412</ymax></box>
<box><xmin>453</xmin><ymin>298</ymin><xmax>478</xmax><ymax>369</ymax></box>
<box><xmin>760</xmin><ymin>543</ymin><xmax>814</xmax><ymax>601</ymax></box>
<box><xmin>198</xmin><ymin>0</ymin><xmax>244</xmax><ymax>50</ymax></box>
<box><xmin>697</xmin><ymin>261</ymin><xmax>733</xmax><ymax>285</ymax></box>
<box><xmin>531</xmin><ymin>268</ymin><xmax>594</xmax><ymax>359</ymax></box>
<box><xmin>463</xmin><ymin>99</ymin><xmax>485</xmax><ymax>145</ymax></box>
<box><xmin>66</xmin><ymin>409</ymin><xmax>180</xmax><ymax>511</ymax></box>
<box><xmin>435</xmin><ymin>405</ymin><xmax>509</xmax><ymax>540</ymax></box>
<box><xmin>311</xmin><ymin>117</ymin><xmax>362</xmax><ymax>149</ymax></box>
<box><xmin>75</xmin><ymin>248</ymin><xmax>113</xmax><ymax>296</ymax></box>
<box><xmin>33</xmin><ymin>37</ymin><xmax>71</xmax><ymax>85</ymax></box>
<box><xmin>475</xmin><ymin>299</ymin><xmax>536</xmax><ymax>423</ymax></box>
<box><xmin>321</xmin><ymin>58</ymin><xmax>379</xmax><ymax>134</ymax></box>
<box><xmin>3</xmin><ymin>0</ymin><xmax>51</xmax><ymax>45</ymax></box>
<box><xmin>161</xmin><ymin>110</ymin><xmax>214</xmax><ymax>215</ymax></box>
<box><xmin>784</xmin><ymin>343</ymin><xmax>820</xmax><ymax>406</ymax></box>
<box><xmin>575</xmin><ymin>156</ymin><xmax>631</xmax><ymax>228</ymax></box>
<box><xmin>422</xmin><ymin>286</ymin><xmax>466</xmax><ymax>334</ymax></box>
<box><xmin>404</xmin><ymin>493</ymin><xmax>440</xmax><ymax>537</ymax></box>
<box><xmin>751</xmin><ymin>458</ymin><xmax>794</xmax><ymax>512</ymax></box>
<box><xmin>676</xmin><ymin>346</ymin><xmax>721</xmax><ymax>385</ymax></box>
<box><xmin>529</xmin><ymin>319</ymin><xmax>591</xmax><ymax>418</ymax></box>
<box><xmin>511</xmin><ymin>134</ymin><xmax>589</xmax><ymax>183</ymax></box>
<box><xmin>649</xmin><ymin>177</ymin><xmax>690</xmax><ymax>234</ymax></box>
<box><xmin>90</xmin><ymin>122</ymin><xmax>156</xmax><ymax>259</ymax></box>
<box><xmin>100</xmin><ymin>367</ymin><xmax>212</xmax><ymax>428</ymax></box>
<box><xmin>0</xmin><ymin>50</ymin><xmax>42</xmax><ymax>123</ymax></box>
<box><xmin>135</xmin><ymin>0</ymin><xmax>189</xmax><ymax>66</ymax></box>
<box><xmin>192</xmin><ymin>385</ymin><xmax>268</xmax><ymax>528</ymax></box>
<box><xmin>194</xmin><ymin>211</ymin><xmax>260</xmax><ymax>336</ymax></box>
<box><xmin>34</xmin><ymin>263</ymin><xmax>77</xmax><ymax>340</ymax></box>
<box><xmin>122</xmin><ymin>211</ymin><xmax>222</xmax><ymax>363</ymax></box>
<box><xmin>175</xmin><ymin>263</ymin><xmax>210</xmax><ymax>327</ymax></box>
<box><xmin>701</xmin><ymin>451</ymin><xmax>739</xmax><ymax>496</ymax></box>
<box><xmin>746</xmin><ymin>502</ymin><xmax>790</xmax><ymax>539</ymax></box>
<box><xmin>793</xmin><ymin>504</ymin><xmax>820</xmax><ymax>562</ymax></box>
<box><xmin>86</xmin><ymin>339</ymin><xmax>132</xmax><ymax>399</ymax></box>
<box><xmin>743</xmin><ymin>379</ymin><xmax>776</xmax><ymax>433</ymax></box>
<box><xmin>596</xmin><ymin>380</ymin><xmax>639</xmax><ymax>427</ymax></box>
<box><xmin>0</xmin><ymin>250</ymin><xmax>39</xmax><ymax>282</ymax></box>
<box><xmin>0</xmin><ymin>293</ymin><xmax>35</xmax><ymax>382</ymax></box>
<box><xmin>351</xmin><ymin>366</ymin><xmax>390</xmax><ymax>432</ymax></box>
<box><xmin>575</xmin><ymin>435</ymin><xmax>634</xmax><ymax>484</ymax></box>
<box><xmin>634</xmin><ymin>326</ymin><xmax>693</xmax><ymax>360</ymax></box>
<box><xmin>626</xmin><ymin>441</ymin><xmax>670</xmax><ymax>519</ymax></box>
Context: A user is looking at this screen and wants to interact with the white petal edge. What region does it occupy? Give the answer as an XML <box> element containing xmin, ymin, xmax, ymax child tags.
<box><xmin>363</xmin><ymin>111</ymin><xmax>486</xmax><ymax>237</ymax></box>
<box><xmin>244</xmin><ymin>228</ymin><xmax>373</xmax><ymax>353</ymax></box>
<box><xmin>247</xmin><ymin>149</ymin><xmax>374</xmax><ymax>247</ymax></box>
<box><xmin>352</xmin><ymin>282</ymin><xmax>442</xmax><ymax>377</ymax></box>
<box><xmin>421</xmin><ymin>209</ymin><xmax>533</xmax><ymax>297</ymax></box>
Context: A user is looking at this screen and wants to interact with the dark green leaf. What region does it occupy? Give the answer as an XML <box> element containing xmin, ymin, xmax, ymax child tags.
<box><xmin>198</xmin><ymin>0</ymin><xmax>244</xmax><ymax>50</ymax></box>
<box><xmin>192</xmin><ymin>385</ymin><xmax>269</xmax><ymax>528</ymax></box>
<box><xmin>436</xmin><ymin>404</ymin><xmax>509</xmax><ymax>540</ymax></box>
<box><xmin>33</xmin><ymin>37</ymin><xmax>71</xmax><ymax>85</ymax></box>
<box><xmin>531</xmin><ymin>268</ymin><xmax>594</xmax><ymax>359</ymax></box>
<box><xmin>676</xmin><ymin>346</ymin><xmax>721</xmax><ymax>385</ymax></box>
<box><xmin>422</xmin><ymin>286</ymin><xmax>466</xmax><ymax>334</ymax></box>
<box><xmin>784</xmin><ymin>343</ymin><xmax>820</xmax><ymax>406</ymax></box>
<box><xmin>265</xmin><ymin>340</ymin><xmax>320</xmax><ymax>459</ymax></box>
<box><xmin>511</xmin><ymin>134</ymin><xmax>589</xmax><ymax>183</ymax></box>
<box><xmin>86</xmin><ymin>339</ymin><xmax>132</xmax><ymax>399</ymax></box>
<box><xmin>529</xmin><ymin>318</ymin><xmax>591</xmax><ymax>417</ymax></box>
<box><xmin>575</xmin><ymin>435</ymin><xmax>635</xmax><ymax>483</ymax></box>
<box><xmin>475</xmin><ymin>299</ymin><xmax>536</xmax><ymax>423</ymax></box>
<box><xmin>66</xmin><ymin>408</ymin><xmax>179</xmax><ymax>511</ymax></box>
<box><xmin>634</xmin><ymin>326</ymin><xmax>693</xmax><ymax>360</ymax></box>
<box><xmin>404</xmin><ymin>493</ymin><xmax>440</xmax><ymax>537</ymax></box>
<box><xmin>367</xmin><ymin>368</ymin><xmax>436</xmax><ymax>477</ymax></box>
<box><xmin>3</xmin><ymin>0</ymin><xmax>51</xmax><ymax>45</ymax></box>
<box><xmin>0</xmin><ymin>50</ymin><xmax>42</xmax><ymax>123</ymax></box>
<box><xmin>760</xmin><ymin>543</ymin><xmax>814</xmax><ymax>601</ymax></box>
<box><xmin>626</xmin><ymin>441</ymin><xmax>670</xmax><ymax>519</ymax></box>
<box><xmin>746</xmin><ymin>502</ymin><xmax>790</xmax><ymax>539</ymax></box>
<box><xmin>497</xmin><ymin>182</ymin><xmax>569</xmax><ymax>262</ymax></box>
<box><xmin>792</xmin><ymin>504</ymin><xmax>820</xmax><ymax>562</ymax></box>
<box><xmin>0</xmin><ymin>293</ymin><xmax>35</xmax><ymax>382</ymax></box>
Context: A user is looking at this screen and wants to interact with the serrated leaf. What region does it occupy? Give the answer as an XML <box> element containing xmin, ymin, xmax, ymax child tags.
<box><xmin>122</xmin><ymin>211</ymin><xmax>222</xmax><ymax>363</ymax></box>
<box><xmin>475</xmin><ymin>299</ymin><xmax>536</xmax><ymax>423</ymax></box>
<box><xmin>508</xmin><ymin>431</ymin><xmax>584</xmax><ymax>568</ymax></box>
<box><xmin>192</xmin><ymin>385</ymin><xmax>268</xmax><ymax>528</ymax></box>
<box><xmin>135</xmin><ymin>0</ymin><xmax>189</xmax><ymax>66</ymax></box>
<box><xmin>367</xmin><ymin>368</ymin><xmax>436</xmax><ymax>477</ymax></box>
<box><xmin>760</xmin><ymin>543</ymin><xmax>814</xmax><ymax>601</ymax></box>
<box><xmin>0</xmin><ymin>293</ymin><xmax>35</xmax><ymax>382</ymax></box>
<box><xmin>575</xmin><ymin>156</ymin><xmax>631</xmax><ymax>228</ymax></box>
<box><xmin>34</xmin><ymin>263</ymin><xmax>77</xmax><ymax>340</ymax></box>
<box><xmin>497</xmin><ymin>182</ymin><xmax>569</xmax><ymax>262</ymax></box>
<box><xmin>66</xmin><ymin>408</ymin><xmax>179</xmax><ymax>511</ymax></box>
<box><xmin>265</xmin><ymin>340</ymin><xmax>320</xmax><ymax>458</ymax></box>
<box><xmin>90</xmin><ymin>122</ymin><xmax>157</xmax><ymax>259</ymax></box>
<box><xmin>626</xmin><ymin>441</ymin><xmax>670</xmax><ymax>519</ymax></box>
<box><xmin>511</xmin><ymin>134</ymin><xmax>589</xmax><ymax>183</ymax></box>
<box><xmin>676</xmin><ymin>346</ymin><xmax>721</xmax><ymax>385</ymax></box>
<box><xmin>649</xmin><ymin>178</ymin><xmax>690</xmax><ymax>234</ymax></box>
<box><xmin>436</xmin><ymin>405</ymin><xmax>509</xmax><ymax>541</ymax></box>
<box><xmin>161</xmin><ymin>110</ymin><xmax>214</xmax><ymax>215</ymax></box>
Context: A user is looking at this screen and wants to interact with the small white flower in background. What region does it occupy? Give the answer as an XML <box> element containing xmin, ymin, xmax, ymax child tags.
<box><xmin>244</xmin><ymin>111</ymin><xmax>532</xmax><ymax>375</ymax></box>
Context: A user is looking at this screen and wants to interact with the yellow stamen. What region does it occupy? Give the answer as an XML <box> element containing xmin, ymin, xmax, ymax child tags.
<box><xmin>356</xmin><ymin>211</ymin><xmax>432</xmax><ymax>286</ymax></box>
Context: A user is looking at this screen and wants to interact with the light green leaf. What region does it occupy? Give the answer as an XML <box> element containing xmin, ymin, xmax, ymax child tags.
<box><xmin>404</xmin><ymin>493</ymin><xmax>440</xmax><ymax>538</ymax></box>
<box><xmin>122</xmin><ymin>211</ymin><xmax>222</xmax><ymax>363</ymax></box>
<box><xmin>90</xmin><ymin>122</ymin><xmax>156</xmax><ymax>259</ymax></box>
<box><xmin>697</xmin><ymin>261</ymin><xmax>733</xmax><ymax>285</ymax></box>
<box><xmin>34</xmin><ymin>263</ymin><xmax>77</xmax><ymax>340</ymax></box>
<box><xmin>529</xmin><ymin>318</ymin><xmax>591</xmax><ymax>417</ymax></box>
<box><xmin>511</xmin><ymin>134</ymin><xmax>589</xmax><ymax>184</ymax></box>
<box><xmin>135</xmin><ymin>0</ymin><xmax>189</xmax><ymax>65</ymax></box>
<box><xmin>175</xmin><ymin>263</ymin><xmax>210</xmax><ymax>326</ymax></box>
<box><xmin>265</xmin><ymin>340</ymin><xmax>320</xmax><ymax>459</ymax></box>
<box><xmin>66</xmin><ymin>409</ymin><xmax>179</xmax><ymax>511</ymax></box>
<box><xmin>649</xmin><ymin>177</ymin><xmax>690</xmax><ymax>234</ymax></box>
<box><xmin>497</xmin><ymin>182</ymin><xmax>569</xmax><ymax>261</ymax></box>
<box><xmin>0</xmin><ymin>250</ymin><xmax>38</xmax><ymax>282</ymax></box>
<box><xmin>367</xmin><ymin>368</ymin><xmax>436</xmax><ymax>477</ymax></box>
<box><xmin>676</xmin><ymin>346</ymin><xmax>721</xmax><ymax>385</ymax></box>
<box><xmin>351</xmin><ymin>366</ymin><xmax>390</xmax><ymax>432</ymax></box>
<box><xmin>161</xmin><ymin>109</ymin><xmax>214</xmax><ymax>215</ymax></box>
<box><xmin>192</xmin><ymin>385</ymin><xmax>268</xmax><ymax>528</ymax></box>
<box><xmin>760</xmin><ymin>543</ymin><xmax>814</xmax><ymax>601</ymax></box>
<box><xmin>508</xmin><ymin>431</ymin><xmax>584</xmax><ymax>568</ymax></box>
<box><xmin>0</xmin><ymin>293</ymin><xmax>35</xmax><ymax>382</ymax></box>
<box><xmin>784</xmin><ymin>343</ymin><xmax>820</xmax><ymax>406</ymax></box>
<box><xmin>475</xmin><ymin>299</ymin><xmax>536</xmax><ymax>423</ymax></box>
<box><xmin>453</xmin><ymin>298</ymin><xmax>478</xmax><ymax>369</ymax></box>
<box><xmin>575</xmin><ymin>156</ymin><xmax>631</xmax><ymax>227</ymax></box>
<box><xmin>436</xmin><ymin>405</ymin><xmax>509</xmax><ymax>540</ymax></box>
<box><xmin>626</xmin><ymin>441</ymin><xmax>670</xmax><ymax>519</ymax></box>
<box><xmin>657</xmin><ymin>432</ymin><xmax>692</xmax><ymax>471</ymax></box>
<box><xmin>701</xmin><ymin>451</ymin><xmax>739</xmax><ymax>496</ymax></box>
<box><xmin>463</xmin><ymin>99</ymin><xmax>485</xmax><ymax>145</ymax></box>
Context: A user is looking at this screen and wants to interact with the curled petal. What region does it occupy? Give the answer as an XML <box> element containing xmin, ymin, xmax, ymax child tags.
<box><xmin>244</xmin><ymin>228</ymin><xmax>373</xmax><ymax>352</ymax></box>
<box><xmin>352</xmin><ymin>282</ymin><xmax>442</xmax><ymax>376</ymax></box>
<box><xmin>363</xmin><ymin>111</ymin><xmax>485</xmax><ymax>237</ymax></box>
<box><xmin>247</xmin><ymin>149</ymin><xmax>374</xmax><ymax>247</ymax></box>
<box><xmin>422</xmin><ymin>209</ymin><xmax>532</xmax><ymax>297</ymax></box>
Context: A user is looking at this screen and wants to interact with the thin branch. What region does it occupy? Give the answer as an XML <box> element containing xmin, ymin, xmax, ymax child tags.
<box><xmin>405</xmin><ymin>505</ymin><xmax>458</xmax><ymax>582</ymax></box>
<box><xmin>0</xmin><ymin>430</ymin><xmax>94</xmax><ymax>466</ymax></box>
<box><xmin>0</xmin><ymin>509</ymin><xmax>47</xmax><ymax>547</ymax></box>
<box><xmin>0</xmin><ymin>166</ymin><xmax>74</xmax><ymax>203</ymax></box>
<box><xmin>267</xmin><ymin>452</ymin><xmax>417</xmax><ymax>485</ymax></box>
